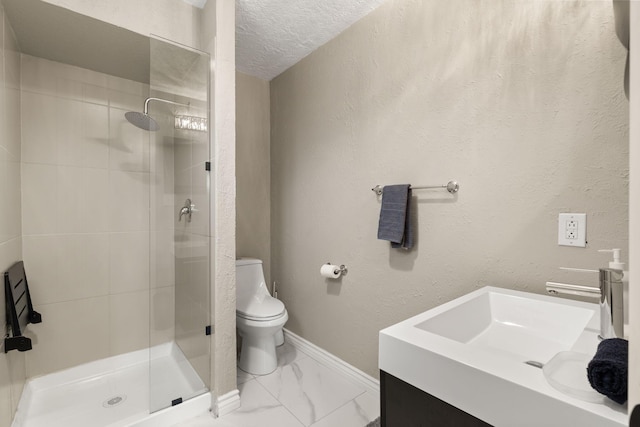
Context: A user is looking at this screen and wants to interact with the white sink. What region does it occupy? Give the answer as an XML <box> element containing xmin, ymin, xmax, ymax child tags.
<box><xmin>379</xmin><ymin>287</ymin><xmax>627</xmax><ymax>427</ymax></box>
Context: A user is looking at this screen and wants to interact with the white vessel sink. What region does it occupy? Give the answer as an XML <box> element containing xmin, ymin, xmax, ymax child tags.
<box><xmin>379</xmin><ymin>287</ymin><xmax>627</xmax><ymax>427</ymax></box>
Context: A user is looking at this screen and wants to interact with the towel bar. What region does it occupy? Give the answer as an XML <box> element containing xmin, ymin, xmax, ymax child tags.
<box><xmin>372</xmin><ymin>181</ymin><xmax>459</xmax><ymax>196</ymax></box>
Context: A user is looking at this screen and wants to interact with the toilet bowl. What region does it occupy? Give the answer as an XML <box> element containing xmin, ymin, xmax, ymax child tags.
<box><xmin>236</xmin><ymin>258</ymin><xmax>288</xmax><ymax>375</ymax></box>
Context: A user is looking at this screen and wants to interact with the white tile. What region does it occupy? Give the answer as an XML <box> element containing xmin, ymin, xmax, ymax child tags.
<box><xmin>0</xmin><ymin>149</ymin><xmax>7</xmax><ymax>244</ymax></box>
<box><xmin>255</xmin><ymin>357</ymin><xmax>366</xmax><ymax>426</ymax></box>
<box><xmin>210</xmin><ymin>380</ymin><xmax>304</xmax><ymax>427</ymax></box>
<box><xmin>190</xmin><ymin>165</ymin><xmax>210</xmax><ymax>237</ymax></box>
<box><xmin>20</xmin><ymin>54</ymin><xmax>58</xmax><ymax>95</ymax></box>
<box><xmin>24</xmin><ymin>296</ymin><xmax>110</xmax><ymax>377</ymax></box>
<box><xmin>149</xmin><ymin>137</ymin><xmax>175</xmax><ymax>232</ymax></box>
<box><xmin>0</xmin><ymin>236</ymin><xmax>22</xmax><ymax>273</ymax></box>
<box><xmin>174</xmin><ymin>135</ymin><xmax>193</xmax><ymax>174</ymax></box>
<box><xmin>5</xmin><ymin>157</ymin><xmax>21</xmax><ymax>240</ymax></box>
<box><xmin>21</xmin><ymin>92</ymin><xmax>59</xmax><ymax>165</ymax></box>
<box><xmin>150</xmin><ymin>230</ymin><xmax>175</xmax><ymax>289</ymax></box>
<box><xmin>54</xmin><ymin>64</ymin><xmax>84</xmax><ymax>101</ymax></box>
<box><xmin>150</xmin><ymin>285</ymin><xmax>175</xmax><ymax>346</ymax></box>
<box><xmin>108</xmin><ymin>87</ymin><xmax>146</xmax><ymax>112</ymax></box>
<box><xmin>0</xmin><ymin>83</ymin><xmax>5</xmax><ymax>164</ymax></box>
<box><xmin>83</xmin><ymin>82</ymin><xmax>109</xmax><ymax>106</ymax></box>
<box><xmin>58</xmin><ymin>100</ymin><xmax>109</xmax><ymax>168</ymax></box>
<box><xmin>55</xmin><ymin>98</ymin><xmax>84</xmax><ymax>166</ymax></box>
<box><xmin>109</xmin><ymin>290</ymin><xmax>150</xmax><ymax>355</ymax></box>
<box><xmin>0</xmin><ymin>352</ymin><xmax>14</xmax><ymax>427</ymax></box>
<box><xmin>56</xmin><ymin>165</ymin><xmax>84</xmax><ymax>233</ymax></box>
<box><xmin>6</xmin><ymin>349</ymin><xmax>26</xmax><ymax>415</ymax></box>
<box><xmin>310</xmin><ymin>392</ymin><xmax>379</xmax><ymax>427</ymax></box>
<box><xmin>109</xmin><ymin>106</ymin><xmax>150</xmax><ymax>172</ymax></box>
<box><xmin>107</xmin><ymin>74</ymin><xmax>146</xmax><ymax>96</ymax></box>
<box><xmin>4</xmin><ymin>19</ymin><xmax>20</xmax><ymax>90</ymax></box>
<box><xmin>108</xmin><ymin>170</ymin><xmax>150</xmax><ymax>232</ymax></box>
<box><xmin>191</xmin><ymin>129</ymin><xmax>210</xmax><ymax>170</ymax></box>
<box><xmin>23</xmin><ymin>234</ymin><xmax>109</xmax><ymax>304</ymax></box>
<box><xmin>81</xmin><ymin>167</ymin><xmax>110</xmax><ymax>232</ymax></box>
<box><xmin>0</xmin><ymin>149</ymin><xmax>20</xmax><ymax>243</ymax></box>
<box><xmin>81</xmin><ymin>102</ymin><xmax>110</xmax><ymax>168</ymax></box>
<box><xmin>109</xmin><ymin>231</ymin><xmax>150</xmax><ymax>294</ymax></box>
<box><xmin>4</xmin><ymin>86</ymin><xmax>21</xmax><ymax>160</ymax></box>
<box><xmin>21</xmin><ymin>163</ymin><xmax>58</xmax><ymax>235</ymax></box>
<box><xmin>26</xmin><ymin>165</ymin><xmax>109</xmax><ymax>234</ymax></box>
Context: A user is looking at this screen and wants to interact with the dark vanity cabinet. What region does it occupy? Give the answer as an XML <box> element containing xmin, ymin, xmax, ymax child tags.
<box><xmin>380</xmin><ymin>371</ymin><xmax>492</xmax><ymax>427</ymax></box>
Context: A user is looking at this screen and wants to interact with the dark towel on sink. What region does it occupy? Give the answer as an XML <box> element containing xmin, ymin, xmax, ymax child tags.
<box><xmin>377</xmin><ymin>184</ymin><xmax>413</xmax><ymax>250</ymax></box>
<box><xmin>587</xmin><ymin>338</ymin><xmax>628</xmax><ymax>404</ymax></box>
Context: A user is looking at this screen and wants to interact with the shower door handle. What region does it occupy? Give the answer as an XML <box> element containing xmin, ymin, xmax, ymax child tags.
<box><xmin>179</xmin><ymin>199</ymin><xmax>194</xmax><ymax>223</ymax></box>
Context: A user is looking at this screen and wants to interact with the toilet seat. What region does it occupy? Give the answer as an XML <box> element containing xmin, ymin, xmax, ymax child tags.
<box><xmin>236</xmin><ymin>295</ymin><xmax>285</xmax><ymax>321</ymax></box>
<box><xmin>236</xmin><ymin>309</ymin><xmax>287</xmax><ymax>322</ymax></box>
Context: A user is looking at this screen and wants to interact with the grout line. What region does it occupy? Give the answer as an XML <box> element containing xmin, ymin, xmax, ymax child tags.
<box><xmin>307</xmin><ymin>395</ymin><xmax>359</xmax><ymax>427</ymax></box>
<box><xmin>259</xmin><ymin>378</ymin><xmax>306</xmax><ymax>427</ymax></box>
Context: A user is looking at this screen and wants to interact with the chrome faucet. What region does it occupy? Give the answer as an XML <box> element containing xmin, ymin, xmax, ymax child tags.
<box><xmin>179</xmin><ymin>198</ymin><xmax>194</xmax><ymax>223</ymax></box>
<box><xmin>546</xmin><ymin>268</ymin><xmax>625</xmax><ymax>340</ymax></box>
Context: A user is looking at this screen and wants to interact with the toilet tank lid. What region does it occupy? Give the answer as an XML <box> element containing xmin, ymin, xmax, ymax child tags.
<box><xmin>236</xmin><ymin>257</ymin><xmax>262</xmax><ymax>266</ymax></box>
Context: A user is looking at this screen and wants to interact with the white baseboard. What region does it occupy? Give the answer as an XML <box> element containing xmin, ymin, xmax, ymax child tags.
<box><xmin>214</xmin><ymin>389</ymin><xmax>240</xmax><ymax>418</ymax></box>
<box><xmin>283</xmin><ymin>328</ymin><xmax>380</xmax><ymax>396</ymax></box>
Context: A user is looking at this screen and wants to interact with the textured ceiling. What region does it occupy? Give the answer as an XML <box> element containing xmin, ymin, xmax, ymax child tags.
<box><xmin>236</xmin><ymin>0</ymin><xmax>387</xmax><ymax>81</ymax></box>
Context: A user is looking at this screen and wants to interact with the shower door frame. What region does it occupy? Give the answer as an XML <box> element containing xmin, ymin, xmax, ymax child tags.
<box><xmin>148</xmin><ymin>34</ymin><xmax>212</xmax><ymax>414</ymax></box>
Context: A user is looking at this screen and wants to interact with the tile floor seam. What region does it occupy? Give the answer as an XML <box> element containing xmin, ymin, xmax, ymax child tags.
<box><xmin>252</xmin><ymin>370</ymin><xmax>305</xmax><ymax>424</ymax></box>
<box><xmin>273</xmin><ymin>386</ymin><xmax>308</xmax><ymax>427</ymax></box>
<box><xmin>307</xmin><ymin>392</ymin><xmax>365</xmax><ymax>427</ymax></box>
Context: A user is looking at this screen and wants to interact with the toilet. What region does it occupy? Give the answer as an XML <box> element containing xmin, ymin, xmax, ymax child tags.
<box><xmin>236</xmin><ymin>257</ymin><xmax>288</xmax><ymax>375</ymax></box>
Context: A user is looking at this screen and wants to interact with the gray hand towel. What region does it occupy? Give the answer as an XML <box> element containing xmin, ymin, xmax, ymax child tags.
<box><xmin>377</xmin><ymin>184</ymin><xmax>414</xmax><ymax>249</ymax></box>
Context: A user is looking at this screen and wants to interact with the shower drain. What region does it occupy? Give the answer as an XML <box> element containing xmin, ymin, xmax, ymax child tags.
<box><xmin>103</xmin><ymin>395</ymin><xmax>127</xmax><ymax>408</ymax></box>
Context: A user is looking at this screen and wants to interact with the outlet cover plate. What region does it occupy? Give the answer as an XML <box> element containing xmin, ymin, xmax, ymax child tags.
<box><xmin>558</xmin><ymin>213</ymin><xmax>586</xmax><ymax>247</ymax></box>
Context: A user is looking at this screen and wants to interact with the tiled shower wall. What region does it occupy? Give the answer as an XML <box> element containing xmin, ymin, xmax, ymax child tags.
<box><xmin>19</xmin><ymin>55</ymin><xmax>175</xmax><ymax>378</ymax></box>
<box><xmin>0</xmin><ymin>4</ymin><xmax>24</xmax><ymax>426</ymax></box>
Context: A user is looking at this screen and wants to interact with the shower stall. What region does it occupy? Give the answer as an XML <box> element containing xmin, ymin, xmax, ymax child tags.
<box><xmin>1</xmin><ymin>1</ymin><xmax>213</xmax><ymax>426</ymax></box>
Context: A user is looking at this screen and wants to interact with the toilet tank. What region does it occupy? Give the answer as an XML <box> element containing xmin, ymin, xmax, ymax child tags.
<box><xmin>236</xmin><ymin>258</ymin><xmax>269</xmax><ymax>300</ymax></box>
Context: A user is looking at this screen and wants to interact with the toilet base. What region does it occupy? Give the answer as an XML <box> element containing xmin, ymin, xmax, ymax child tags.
<box><xmin>239</xmin><ymin>335</ymin><xmax>278</xmax><ymax>375</ymax></box>
<box><xmin>275</xmin><ymin>329</ymin><xmax>284</xmax><ymax>346</ymax></box>
<box><xmin>236</xmin><ymin>311</ymin><xmax>288</xmax><ymax>376</ymax></box>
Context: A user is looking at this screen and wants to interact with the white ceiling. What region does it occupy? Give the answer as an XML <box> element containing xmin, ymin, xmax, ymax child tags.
<box><xmin>236</xmin><ymin>0</ymin><xmax>388</xmax><ymax>81</ymax></box>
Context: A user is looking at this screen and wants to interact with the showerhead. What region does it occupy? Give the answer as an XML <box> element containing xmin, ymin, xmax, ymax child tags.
<box><xmin>124</xmin><ymin>97</ymin><xmax>190</xmax><ymax>132</ymax></box>
<box><xmin>125</xmin><ymin>111</ymin><xmax>159</xmax><ymax>131</ymax></box>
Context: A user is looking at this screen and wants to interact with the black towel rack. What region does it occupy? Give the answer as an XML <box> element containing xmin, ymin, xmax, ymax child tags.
<box><xmin>4</xmin><ymin>261</ymin><xmax>41</xmax><ymax>352</ymax></box>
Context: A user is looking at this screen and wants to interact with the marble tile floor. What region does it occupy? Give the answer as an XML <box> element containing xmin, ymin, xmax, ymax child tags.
<box><xmin>174</xmin><ymin>341</ymin><xmax>380</xmax><ymax>427</ymax></box>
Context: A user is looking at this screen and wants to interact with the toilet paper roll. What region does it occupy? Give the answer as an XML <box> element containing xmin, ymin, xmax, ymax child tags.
<box><xmin>320</xmin><ymin>264</ymin><xmax>341</xmax><ymax>279</ymax></box>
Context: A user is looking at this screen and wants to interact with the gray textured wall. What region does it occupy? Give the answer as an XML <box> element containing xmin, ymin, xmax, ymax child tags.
<box><xmin>236</xmin><ymin>71</ymin><xmax>271</xmax><ymax>285</ymax></box>
<box><xmin>270</xmin><ymin>0</ymin><xmax>629</xmax><ymax>377</ymax></box>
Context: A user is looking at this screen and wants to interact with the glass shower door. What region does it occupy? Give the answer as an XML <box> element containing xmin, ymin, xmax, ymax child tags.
<box><xmin>148</xmin><ymin>36</ymin><xmax>211</xmax><ymax>413</ymax></box>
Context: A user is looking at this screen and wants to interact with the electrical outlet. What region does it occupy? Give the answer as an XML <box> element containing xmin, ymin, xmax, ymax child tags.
<box><xmin>558</xmin><ymin>213</ymin><xmax>586</xmax><ymax>247</ymax></box>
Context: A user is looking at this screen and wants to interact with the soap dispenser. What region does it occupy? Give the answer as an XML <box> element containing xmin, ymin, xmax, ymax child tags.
<box><xmin>598</xmin><ymin>248</ymin><xmax>625</xmax><ymax>271</ymax></box>
<box><xmin>599</xmin><ymin>248</ymin><xmax>629</xmax><ymax>326</ymax></box>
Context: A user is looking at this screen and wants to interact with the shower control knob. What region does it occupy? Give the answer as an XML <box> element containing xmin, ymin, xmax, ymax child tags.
<box><xmin>179</xmin><ymin>199</ymin><xmax>194</xmax><ymax>223</ymax></box>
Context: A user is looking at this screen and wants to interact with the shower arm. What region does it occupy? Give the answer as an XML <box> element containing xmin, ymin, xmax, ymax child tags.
<box><xmin>143</xmin><ymin>97</ymin><xmax>190</xmax><ymax>115</ymax></box>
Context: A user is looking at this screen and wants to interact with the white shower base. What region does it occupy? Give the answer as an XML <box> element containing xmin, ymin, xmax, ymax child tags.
<box><xmin>11</xmin><ymin>342</ymin><xmax>211</xmax><ymax>427</ymax></box>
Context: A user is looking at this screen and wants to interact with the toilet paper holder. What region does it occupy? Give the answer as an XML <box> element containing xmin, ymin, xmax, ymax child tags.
<box><xmin>326</xmin><ymin>263</ymin><xmax>348</xmax><ymax>276</ymax></box>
